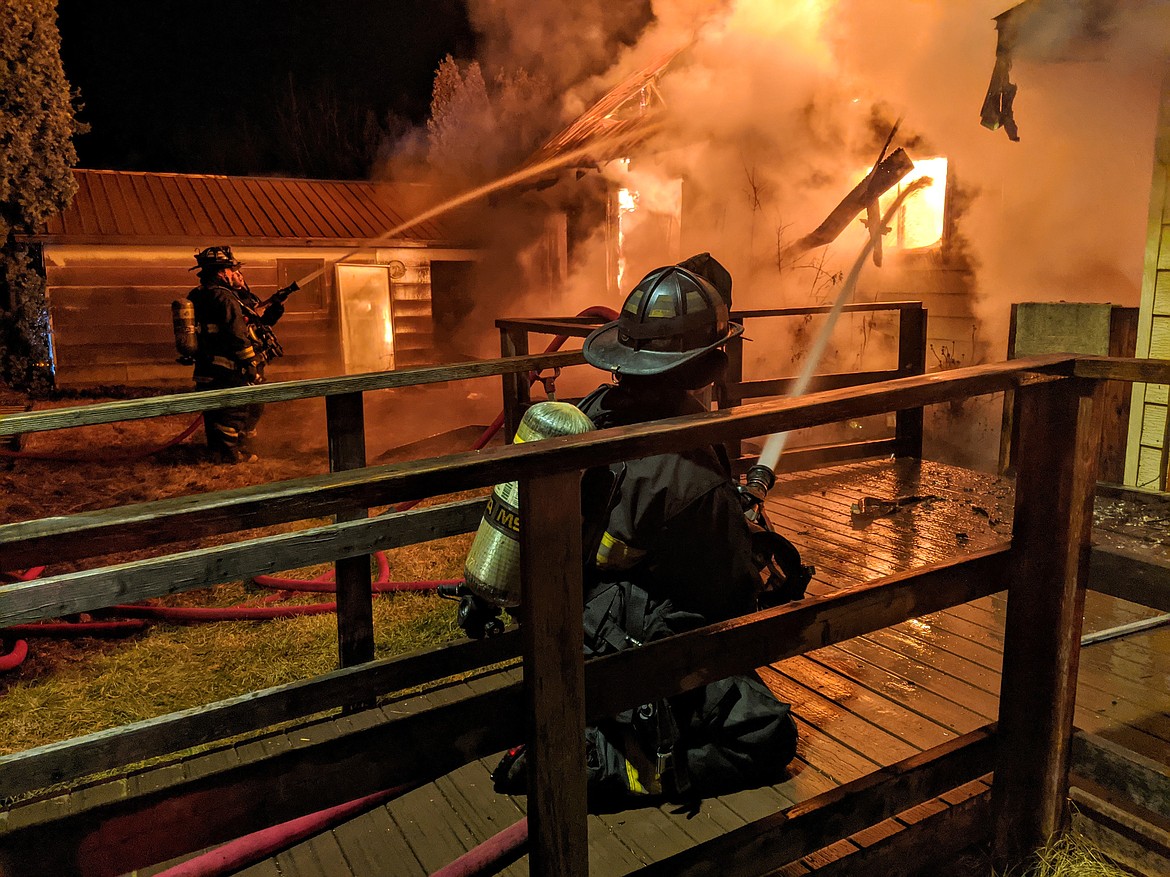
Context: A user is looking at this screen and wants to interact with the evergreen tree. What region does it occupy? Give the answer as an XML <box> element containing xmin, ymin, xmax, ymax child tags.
<box><xmin>0</xmin><ymin>0</ymin><xmax>83</xmax><ymax>395</ymax></box>
<box><xmin>426</xmin><ymin>54</ymin><xmax>552</xmax><ymax>186</ymax></box>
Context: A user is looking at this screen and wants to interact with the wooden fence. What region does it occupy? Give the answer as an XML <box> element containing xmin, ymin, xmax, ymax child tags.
<box><xmin>497</xmin><ymin>301</ymin><xmax>927</xmax><ymax>467</ymax></box>
<box><xmin>1</xmin><ymin>351</ymin><xmax>1169</xmax><ymax>876</ymax></box>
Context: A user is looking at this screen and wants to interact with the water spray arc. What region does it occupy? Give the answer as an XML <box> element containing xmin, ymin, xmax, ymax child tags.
<box><xmin>743</xmin><ymin>175</ymin><xmax>935</xmax><ymax>503</ymax></box>
<box><xmin>288</xmin><ymin>125</ymin><xmax>666</xmax><ymax>290</ymax></box>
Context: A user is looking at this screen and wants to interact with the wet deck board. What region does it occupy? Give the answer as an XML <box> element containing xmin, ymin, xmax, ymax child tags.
<box><xmin>13</xmin><ymin>458</ymin><xmax>1167</xmax><ymax>876</ymax></box>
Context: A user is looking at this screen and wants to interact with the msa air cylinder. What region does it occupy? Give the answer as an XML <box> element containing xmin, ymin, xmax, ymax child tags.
<box><xmin>463</xmin><ymin>401</ymin><xmax>595</xmax><ymax>607</ymax></box>
<box><xmin>171</xmin><ymin>299</ymin><xmax>197</xmax><ymax>361</ymax></box>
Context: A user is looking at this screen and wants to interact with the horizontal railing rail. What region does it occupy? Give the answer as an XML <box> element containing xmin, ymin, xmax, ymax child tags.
<box><xmin>0</xmin><ymin>350</ymin><xmax>585</xmax><ymax>436</ymax></box>
<box><xmin>0</xmin><ymin>355</ymin><xmax>1075</xmax><ymax>572</ymax></box>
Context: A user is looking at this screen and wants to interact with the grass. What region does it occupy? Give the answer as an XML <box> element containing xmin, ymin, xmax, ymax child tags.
<box><xmin>948</xmin><ymin>832</ymin><xmax>1134</xmax><ymax>877</ymax></box>
<box><xmin>1015</xmin><ymin>833</ymin><xmax>1132</xmax><ymax>877</ymax></box>
<box><xmin>0</xmin><ymin>533</ymin><xmax>476</xmax><ymax>756</ymax></box>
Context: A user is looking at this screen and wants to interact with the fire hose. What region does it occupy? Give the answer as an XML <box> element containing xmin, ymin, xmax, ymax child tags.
<box><xmin>0</xmin><ymin>639</ymin><xmax>29</xmax><ymax>672</ymax></box>
<box><xmin>0</xmin><ymin>306</ymin><xmax>619</xmax><ymax>666</ymax></box>
<box><xmin>429</xmin><ymin>817</ymin><xmax>528</xmax><ymax>877</ymax></box>
<box><xmin>744</xmin><ymin>177</ymin><xmax>936</xmax><ymax>506</ymax></box>
<box><xmin>151</xmin><ymin>783</ymin><xmax>417</xmax><ymax>877</ymax></box>
<box><xmin>0</xmin><ymin>414</ymin><xmax>204</xmax><ymax>461</ymax></box>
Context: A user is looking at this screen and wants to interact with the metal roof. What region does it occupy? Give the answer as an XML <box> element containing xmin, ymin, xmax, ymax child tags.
<box><xmin>36</xmin><ymin>170</ymin><xmax>473</xmax><ymax>247</ymax></box>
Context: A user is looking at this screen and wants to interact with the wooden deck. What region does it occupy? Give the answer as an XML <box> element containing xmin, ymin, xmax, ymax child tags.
<box><xmin>28</xmin><ymin>458</ymin><xmax>1167</xmax><ymax>876</ymax></box>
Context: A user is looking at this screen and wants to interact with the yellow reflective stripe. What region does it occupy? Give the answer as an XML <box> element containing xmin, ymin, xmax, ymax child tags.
<box><xmin>624</xmin><ymin>759</ymin><xmax>647</xmax><ymax>795</ymax></box>
<box><xmin>595</xmin><ymin>531</ymin><xmax>647</xmax><ymax>571</ymax></box>
<box><xmin>238</xmin><ymin>346</ymin><xmax>257</xmax><ymax>360</ymax></box>
<box><xmin>211</xmin><ymin>356</ymin><xmax>236</xmax><ymax>370</ymax></box>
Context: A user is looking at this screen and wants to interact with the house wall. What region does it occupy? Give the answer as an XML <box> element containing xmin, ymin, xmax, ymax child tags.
<box><xmin>42</xmin><ymin>244</ymin><xmax>478</xmax><ymax>389</ymax></box>
<box><xmin>1126</xmin><ymin>67</ymin><xmax>1170</xmax><ymax>491</ymax></box>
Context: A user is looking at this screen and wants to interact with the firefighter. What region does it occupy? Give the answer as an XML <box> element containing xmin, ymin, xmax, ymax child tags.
<box><xmin>577</xmin><ymin>260</ymin><xmax>759</xmax><ymax>623</ymax></box>
<box><xmin>186</xmin><ymin>245</ymin><xmax>285</xmax><ymax>463</ymax></box>
<box><xmin>492</xmin><ymin>259</ymin><xmax>802</xmax><ymax>801</ymax></box>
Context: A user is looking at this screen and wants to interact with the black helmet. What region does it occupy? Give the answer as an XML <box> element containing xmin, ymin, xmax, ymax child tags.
<box><xmin>583</xmin><ymin>265</ymin><xmax>743</xmax><ymax>376</ymax></box>
<box><xmin>191</xmin><ymin>245</ymin><xmax>242</xmax><ymax>272</ymax></box>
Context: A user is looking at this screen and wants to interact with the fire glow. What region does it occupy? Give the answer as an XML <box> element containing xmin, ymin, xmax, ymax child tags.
<box><xmin>877</xmin><ymin>157</ymin><xmax>948</xmax><ymax>251</ymax></box>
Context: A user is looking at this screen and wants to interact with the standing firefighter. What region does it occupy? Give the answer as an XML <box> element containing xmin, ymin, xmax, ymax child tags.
<box><xmin>492</xmin><ymin>257</ymin><xmax>810</xmax><ymax>802</ymax></box>
<box><xmin>183</xmin><ymin>245</ymin><xmax>286</xmax><ymax>463</ymax></box>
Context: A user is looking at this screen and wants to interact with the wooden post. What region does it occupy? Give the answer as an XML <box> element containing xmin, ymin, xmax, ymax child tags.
<box><xmin>895</xmin><ymin>305</ymin><xmax>926</xmax><ymax>459</ymax></box>
<box><xmin>499</xmin><ymin>325</ymin><xmax>531</xmax><ymax>443</ymax></box>
<box><xmin>519</xmin><ymin>470</ymin><xmax>588</xmax><ymax>877</ymax></box>
<box><xmin>720</xmin><ymin>328</ymin><xmax>745</xmax><ymax>462</ymax></box>
<box><xmin>325</xmin><ymin>392</ymin><xmax>374</xmax><ymax>667</ymax></box>
<box><xmin>991</xmin><ymin>377</ymin><xmax>1105</xmax><ymax>870</ymax></box>
<box><xmin>1098</xmin><ymin>307</ymin><xmax>1139</xmax><ymax>483</ymax></box>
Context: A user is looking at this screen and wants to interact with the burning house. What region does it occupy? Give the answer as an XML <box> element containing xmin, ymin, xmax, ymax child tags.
<box><xmin>497</xmin><ymin>0</ymin><xmax>1168</xmax><ymax>487</ymax></box>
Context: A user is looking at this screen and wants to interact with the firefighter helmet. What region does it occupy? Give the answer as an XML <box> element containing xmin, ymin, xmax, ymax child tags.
<box><xmin>583</xmin><ymin>265</ymin><xmax>743</xmax><ymax>377</ymax></box>
<box><xmin>190</xmin><ymin>245</ymin><xmax>242</xmax><ymax>272</ymax></box>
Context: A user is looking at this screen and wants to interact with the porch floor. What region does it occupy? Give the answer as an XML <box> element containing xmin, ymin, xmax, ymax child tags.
<box><xmin>97</xmin><ymin>459</ymin><xmax>1170</xmax><ymax>874</ymax></box>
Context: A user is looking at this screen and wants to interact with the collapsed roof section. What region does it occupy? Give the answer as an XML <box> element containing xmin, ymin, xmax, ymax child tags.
<box><xmin>522</xmin><ymin>45</ymin><xmax>687</xmax><ymax>173</ymax></box>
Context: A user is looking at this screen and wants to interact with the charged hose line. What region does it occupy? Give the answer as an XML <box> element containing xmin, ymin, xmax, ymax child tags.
<box><xmin>0</xmin><ymin>415</ymin><xmax>203</xmax><ymax>462</ymax></box>
<box><xmin>757</xmin><ymin>177</ymin><xmax>934</xmax><ymax>473</ymax></box>
<box><xmin>152</xmin><ymin>784</ymin><xmax>418</xmax><ymax>877</ymax></box>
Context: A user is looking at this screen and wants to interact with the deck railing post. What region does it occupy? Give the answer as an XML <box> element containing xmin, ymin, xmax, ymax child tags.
<box><xmin>895</xmin><ymin>305</ymin><xmax>926</xmax><ymax>458</ymax></box>
<box><xmin>325</xmin><ymin>391</ymin><xmax>374</xmax><ymax>667</ymax></box>
<box><xmin>991</xmin><ymin>376</ymin><xmax>1105</xmax><ymax>870</ymax></box>
<box><xmin>719</xmin><ymin>328</ymin><xmax>746</xmax><ymax>462</ymax></box>
<box><xmin>519</xmin><ymin>470</ymin><xmax>588</xmax><ymax>877</ymax></box>
<box><xmin>499</xmin><ymin>324</ymin><xmax>531</xmax><ymax>443</ymax></box>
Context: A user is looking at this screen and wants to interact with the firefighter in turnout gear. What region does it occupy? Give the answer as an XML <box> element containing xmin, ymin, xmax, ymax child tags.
<box><xmin>491</xmin><ymin>256</ymin><xmax>806</xmax><ymax>802</ymax></box>
<box><xmin>187</xmin><ymin>245</ymin><xmax>286</xmax><ymax>463</ymax></box>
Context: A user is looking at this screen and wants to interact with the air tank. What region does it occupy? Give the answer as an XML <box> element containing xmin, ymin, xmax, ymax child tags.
<box><xmin>463</xmin><ymin>401</ymin><xmax>595</xmax><ymax>607</ymax></box>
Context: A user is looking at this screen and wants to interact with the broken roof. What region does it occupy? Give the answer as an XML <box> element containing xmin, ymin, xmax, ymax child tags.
<box><xmin>523</xmin><ymin>45</ymin><xmax>686</xmax><ymax>171</ymax></box>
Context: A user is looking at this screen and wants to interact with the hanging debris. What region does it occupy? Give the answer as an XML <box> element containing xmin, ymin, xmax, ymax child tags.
<box><xmin>780</xmin><ymin>146</ymin><xmax>915</xmax><ymax>262</ymax></box>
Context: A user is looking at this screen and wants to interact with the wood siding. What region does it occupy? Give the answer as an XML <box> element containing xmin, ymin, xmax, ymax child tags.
<box><xmin>45</xmin><ymin>254</ymin><xmax>342</xmax><ymax>388</ymax></box>
<box><xmin>1129</xmin><ymin>65</ymin><xmax>1170</xmax><ymax>489</ymax></box>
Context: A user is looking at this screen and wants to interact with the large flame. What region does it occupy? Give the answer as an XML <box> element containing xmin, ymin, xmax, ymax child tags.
<box><xmin>876</xmin><ymin>157</ymin><xmax>949</xmax><ymax>250</ymax></box>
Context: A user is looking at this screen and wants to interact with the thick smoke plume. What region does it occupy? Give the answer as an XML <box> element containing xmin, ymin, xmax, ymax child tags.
<box><xmin>449</xmin><ymin>0</ymin><xmax>1165</xmax><ymax>359</ymax></box>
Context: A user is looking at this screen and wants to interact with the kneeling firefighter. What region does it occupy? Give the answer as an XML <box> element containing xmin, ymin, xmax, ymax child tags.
<box><xmin>486</xmin><ymin>256</ymin><xmax>812</xmax><ymax>801</ymax></box>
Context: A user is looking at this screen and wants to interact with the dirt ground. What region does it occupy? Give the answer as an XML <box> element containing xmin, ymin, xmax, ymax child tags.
<box><xmin>1</xmin><ymin>381</ymin><xmax>504</xmax><ymax>523</ymax></box>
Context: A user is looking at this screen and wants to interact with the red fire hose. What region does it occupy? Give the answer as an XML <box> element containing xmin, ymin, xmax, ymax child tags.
<box><xmin>1</xmin><ymin>567</ymin><xmax>46</xmax><ymax>584</ymax></box>
<box><xmin>0</xmin><ymin>415</ymin><xmax>203</xmax><ymax>461</ymax></box>
<box><xmin>151</xmin><ymin>784</ymin><xmax>417</xmax><ymax>877</ymax></box>
<box><xmin>0</xmin><ymin>639</ymin><xmax>29</xmax><ymax>672</ymax></box>
<box><xmin>430</xmin><ymin>817</ymin><xmax>529</xmax><ymax>877</ymax></box>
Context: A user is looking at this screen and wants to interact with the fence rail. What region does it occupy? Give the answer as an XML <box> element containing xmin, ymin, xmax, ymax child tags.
<box><xmin>1</xmin><ymin>352</ymin><xmax>1169</xmax><ymax>877</ymax></box>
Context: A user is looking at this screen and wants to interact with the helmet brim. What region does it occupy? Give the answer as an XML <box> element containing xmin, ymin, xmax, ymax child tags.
<box><xmin>189</xmin><ymin>261</ymin><xmax>243</xmax><ymax>272</ymax></box>
<box><xmin>582</xmin><ymin>321</ymin><xmax>743</xmax><ymax>376</ymax></box>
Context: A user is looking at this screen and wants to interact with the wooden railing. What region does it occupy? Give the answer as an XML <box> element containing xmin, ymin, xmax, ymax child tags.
<box><xmin>497</xmin><ymin>301</ymin><xmax>927</xmax><ymax>467</ymax></box>
<box><xmin>0</xmin><ymin>352</ymin><xmax>1168</xmax><ymax>877</ymax></box>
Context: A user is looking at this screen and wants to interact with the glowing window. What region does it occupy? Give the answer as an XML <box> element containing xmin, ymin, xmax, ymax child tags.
<box><xmin>616</xmin><ymin>187</ymin><xmax>638</xmax><ymax>291</ymax></box>
<box><xmin>876</xmin><ymin>157</ymin><xmax>948</xmax><ymax>251</ymax></box>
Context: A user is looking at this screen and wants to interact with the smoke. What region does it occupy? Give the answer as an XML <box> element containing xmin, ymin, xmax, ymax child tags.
<box><xmin>372</xmin><ymin>0</ymin><xmax>1166</xmax><ymax>440</ymax></box>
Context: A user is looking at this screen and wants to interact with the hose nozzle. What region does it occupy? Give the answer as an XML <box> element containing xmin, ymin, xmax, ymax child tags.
<box><xmin>739</xmin><ymin>464</ymin><xmax>776</xmax><ymax>520</ymax></box>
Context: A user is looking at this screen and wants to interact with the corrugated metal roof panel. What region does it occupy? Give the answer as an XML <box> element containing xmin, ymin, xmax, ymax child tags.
<box><xmin>38</xmin><ymin>170</ymin><xmax>472</xmax><ymax>246</ymax></box>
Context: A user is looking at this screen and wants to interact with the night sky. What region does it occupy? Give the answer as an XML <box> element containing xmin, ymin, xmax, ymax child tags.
<box><xmin>56</xmin><ymin>0</ymin><xmax>476</xmax><ymax>178</ymax></box>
